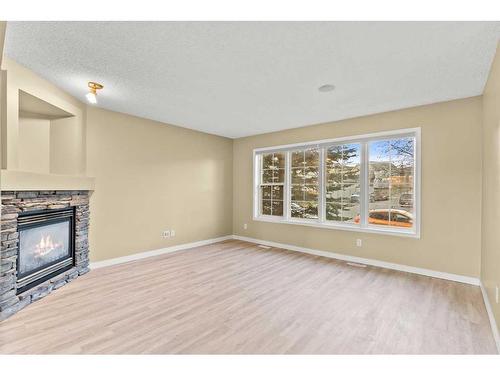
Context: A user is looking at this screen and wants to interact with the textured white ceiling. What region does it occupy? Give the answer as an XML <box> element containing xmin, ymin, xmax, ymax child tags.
<box><xmin>5</xmin><ymin>22</ymin><xmax>500</xmax><ymax>138</ymax></box>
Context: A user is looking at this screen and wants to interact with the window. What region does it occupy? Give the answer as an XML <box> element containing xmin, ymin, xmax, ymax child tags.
<box><xmin>325</xmin><ymin>143</ymin><xmax>361</xmax><ymax>223</ymax></box>
<box><xmin>368</xmin><ymin>137</ymin><xmax>415</xmax><ymax>229</ymax></box>
<box><xmin>253</xmin><ymin>128</ymin><xmax>420</xmax><ymax>237</ymax></box>
<box><xmin>259</xmin><ymin>152</ymin><xmax>285</xmax><ymax>216</ymax></box>
<box><xmin>290</xmin><ymin>148</ymin><xmax>319</xmax><ymax>219</ymax></box>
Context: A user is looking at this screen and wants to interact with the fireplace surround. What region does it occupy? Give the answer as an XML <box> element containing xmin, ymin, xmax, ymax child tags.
<box><xmin>0</xmin><ymin>191</ymin><xmax>90</xmax><ymax>321</ymax></box>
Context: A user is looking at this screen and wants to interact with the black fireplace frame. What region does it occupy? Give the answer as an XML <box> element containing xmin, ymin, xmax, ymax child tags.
<box><xmin>16</xmin><ymin>207</ymin><xmax>76</xmax><ymax>294</ymax></box>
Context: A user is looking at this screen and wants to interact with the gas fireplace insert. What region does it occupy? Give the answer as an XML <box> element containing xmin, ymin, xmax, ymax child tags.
<box><xmin>16</xmin><ymin>208</ymin><xmax>75</xmax><ymax>294</ymax></box>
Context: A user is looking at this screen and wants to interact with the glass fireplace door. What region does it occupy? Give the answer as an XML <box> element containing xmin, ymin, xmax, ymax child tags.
<box><xmin>18</xmin><ymin>220</ymin><xmax>71</xmax><ymax>277</ymax></box>
<box><xmin>16</xmin><ymin>208</ymin><xmax>75</xmax><ymax>292</ymax></box>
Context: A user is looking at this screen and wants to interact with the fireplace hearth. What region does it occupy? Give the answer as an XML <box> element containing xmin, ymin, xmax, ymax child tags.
<box><xmin>1</xmin><ymin>190</ymin><xmax>90</xmax><ymax>321</ymax></box>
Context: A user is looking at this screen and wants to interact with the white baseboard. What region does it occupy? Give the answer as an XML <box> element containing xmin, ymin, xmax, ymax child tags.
<box><xmin>480</xmin><ymin>281</ymin><xmax>500</xmax><ymax>353</ymax></box>
<box><xmin>90</xmin><ymin>235</ymin><xmax>233</xmax><ymax>269</ymax></box>
<box><xmin>232</xmin><ymin>235</ymin><xmax>480</xmax><ymax>286</ymax></box>
<box><xmin>90</xmin><ymin>233</ymin><xmax>479</xmax><ymax>285</ymax></box>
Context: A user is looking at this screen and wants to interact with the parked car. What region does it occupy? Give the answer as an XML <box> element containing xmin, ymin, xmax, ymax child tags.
<box><xmin>354</xmin><ymin>209</ymin><xmax>413</xmax><ymax>228</ymax></box>
<box><xmin>399</xmin><ymin>193</ymin><xmax>413</xmax><ymax>207</ymax></box>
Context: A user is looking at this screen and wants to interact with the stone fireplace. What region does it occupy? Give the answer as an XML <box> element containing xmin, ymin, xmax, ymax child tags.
<box><xmin>0</xmin><ymin>191</ymin><xmax>90</xmax><ymax>321</ymax></box>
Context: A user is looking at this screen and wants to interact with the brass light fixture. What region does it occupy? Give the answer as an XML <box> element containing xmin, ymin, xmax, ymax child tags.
<box><xmin>86</xmin><ymin>81</ymin><xmax>104</xmax><ymax>104</ymax></box>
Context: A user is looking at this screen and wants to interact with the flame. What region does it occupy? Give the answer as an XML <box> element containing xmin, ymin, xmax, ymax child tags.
<box><xmin>35</xmin><ymin>234</ymin><xmax>63</xmax><ymax>257</ymax></box>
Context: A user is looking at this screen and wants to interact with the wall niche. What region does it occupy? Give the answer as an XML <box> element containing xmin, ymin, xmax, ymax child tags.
<box><xmin>17</xmin><ymin>90</ymin><xmax>84</xmax><ymax>176</ymax></box>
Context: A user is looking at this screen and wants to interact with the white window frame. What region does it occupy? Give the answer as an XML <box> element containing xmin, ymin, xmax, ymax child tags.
<box><xmin>253</xmin><ymin>127</ymin><xmax>421</xmax><ymax>238</ymax></box>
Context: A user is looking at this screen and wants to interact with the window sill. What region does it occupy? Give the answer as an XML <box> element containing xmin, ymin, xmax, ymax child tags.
<box><xmin>253</xmin><ymin>215</ymin><xmax>420</xmax><ymax>238</ymax></box>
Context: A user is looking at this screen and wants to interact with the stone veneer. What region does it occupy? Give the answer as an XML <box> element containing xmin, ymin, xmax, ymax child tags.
<box><xmin>0</xmin><ymin>190</ymin><xmax>90</xmax><ymax>321</ymax></box>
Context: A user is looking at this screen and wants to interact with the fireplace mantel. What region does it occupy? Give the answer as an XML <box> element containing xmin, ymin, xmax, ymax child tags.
<box><xmin>1</xmin><ymin>170</ymin><xmax>95</xmax><ymax>191</ymax></box>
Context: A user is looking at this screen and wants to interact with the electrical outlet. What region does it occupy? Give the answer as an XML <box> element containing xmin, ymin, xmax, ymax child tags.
<box><xmin>162</xmin><ymin>230</ymin><xmax>170</xmax><ymax>238</ymax></box>
<box><xmin>356</xmin><ymin>239</ymin><xmax>362</xmax><ymax>247</ymax></box>
<box><xmin>496</xmin><ymin>286</ymin><xmax>499</xmax><ymax>304</ymax></box>
<box><xmin>171</xmin><ymin>229</ymin><xmax>176</xmax><ymax>237</ymax></box>
<box><xmin>243</xmin><ymin>223</ymin><xmax>248</xmax><ymax>230</ymax></box>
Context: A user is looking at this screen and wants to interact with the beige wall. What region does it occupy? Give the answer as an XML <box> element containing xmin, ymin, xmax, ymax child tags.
<box><xmin>233</xmin><ymin>97</ymin><xmax>483</xmax><ymax>277</ymax></box>
<box><xmin>18</xmin><ymin>116</ymin><xmax>50</xmax><ymax>173</ymax></box>
<box><xmin>50</xmin><ymin>116</ymin><xmax>86</xmax><ymax>175</ymax></box>
<box><xmin>481</xmin><ymin>43</ymin><xmax>500</xmax><ymax>333</ymax></box>
<box><xmin>86</xmin><ymin>106</ymin><xmax>233</xmax><ymax>261</ymax></box>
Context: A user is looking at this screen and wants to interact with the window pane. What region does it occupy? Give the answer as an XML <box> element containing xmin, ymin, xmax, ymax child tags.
<box><xmin>262</xmin><ymin>169</ymin><xmax>274</xmax><ymax>183</ymax></box>
<box><xmin>271</xmin><ymin>185</ymin><xmax>283</xmax><ymax>200</ymax></box>
<box><xmin>326</xmin><ymin>202</ymin><xmax>342</xmax><ymax>221</ymax></box>
<box><xmin>342</xmin><ymin>202</ymin><xmax>359</xmax><ymax>223</ymax></box>
<box><xmin>305</xmin><ymin>148</ymin><xmax>319</xmax><ymax>165</ymax></box>
<box><xmin>291</xmin><ymin>168</ymin><xmax>304</xmax><ymax>184</ymax></box>
<box><xmin>262</xmin><ymin>154</ymin><xmax>274</xmax><ymax>169</ymax></box>
<box><xmin>274</xmin><ymin>168</ymin><xmax>285</xmax><ymax>183</ymax></box>
<box><xmin>304</xmin><ymin>167</ymin><xmax>319</xmax><ymax>184</ymax></box>
<box><xmin>259</xmin><ymin>152</ymin><xmax>285</xmax><ymax>217</ymax></box>
<box><xmin>291</xmin><ymin>201</ymin><xmax>318</xmax><ymax>219</ymax></box>
<box><xmin>303</xmin><ymin>202</ymin><xmax>318</xmax><ymax>219</ymax></box>
<box><xmin>291</xmin><ymin>185</ymin><xmax>304</xmax><ymax>201</ymax></box>
<box><xmin>368</xmin><ymin>137</ymin><xmax>414</xmax><ymax>229</ymax></box>
<box><xmin>304</xmin><ymin>185</ymin><xmax>319</xmax><ymax>201</ymax></box>
<box><xmin>274</xmin><ymin>153</ymin><xmax>285</xmax><ymax>168</ymax></box>
<box><xmin>327</xmin><ymin>170</ymin><xmax>342</xmax><ymax>185</ymax></box>
<box><xmin>261</xmin><ymin>186</ymin><xmax>271</xmax><ymax>199</ymax></box>
<box><xmin>290</xmin><ymin>147</ymin><xmax>319</xmax><ymax>220</ymax></box>
<box><xmin>290</xmin><ymin>202</ymin><xmax>303</xmax><ymax>218</ymax></box>
<box><xmin>325</xmin><ymin>186</ymin><xmax>342</xmax><ymax>203</ymax></box>
<box><xmin>262</xmin><ymin>200</ymin><xmax>272</xmax><ymax>215</ymax></box>
<box><xmin>263</xmin><ymin>152</ymin><xmax>285</xmax><ymax>169</ymax></box>
<box><xmin>262</xmin><ymin>168</ymin><xmax>284</xmax><ymax>183</ymax></box>
<box><xmin>262</xmin><ymin>154</ymin><xmax>273</xmax><ymax>169</ymax></box>
<box><xmin>341</xmin><ymin>185</ymin><xmax>360</xmax><ymax>223</ymax></box>
<box><xmin>272</xmin><ymin>200</ymin><xmax>283</xmax><ymax>216</ymax></box>
<box><xmin>325</xmin><ymin>143</ymin><xmax>360</xmax><ymax>224</ymax></box>
<box><xmin>292</xmin><ymin>151</ymin><xmax>304</xmax><ymax>167</ymax></box>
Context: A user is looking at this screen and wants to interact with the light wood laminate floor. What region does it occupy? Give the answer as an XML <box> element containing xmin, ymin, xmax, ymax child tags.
<box><xmin>0</xmin><ymin>240</ymin><xmax>496</xmax><ymax>354</ymax></box>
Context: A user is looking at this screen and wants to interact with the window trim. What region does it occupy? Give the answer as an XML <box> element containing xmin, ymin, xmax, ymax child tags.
<box><xmin>252</xmin><ymin>127</ymin><xmax>421</xmax><ymax>238</ymax></box>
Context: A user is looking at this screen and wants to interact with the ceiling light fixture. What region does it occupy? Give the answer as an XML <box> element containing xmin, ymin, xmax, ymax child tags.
<box><xmin>86</xmin><ymin>81</ymin><xmax>104</xmax><ymax>104</ymax></box>
<box><xmin>318</xmin><ymin>84</ymin><xmax>335</xmax><ymax>92</ymax></box>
